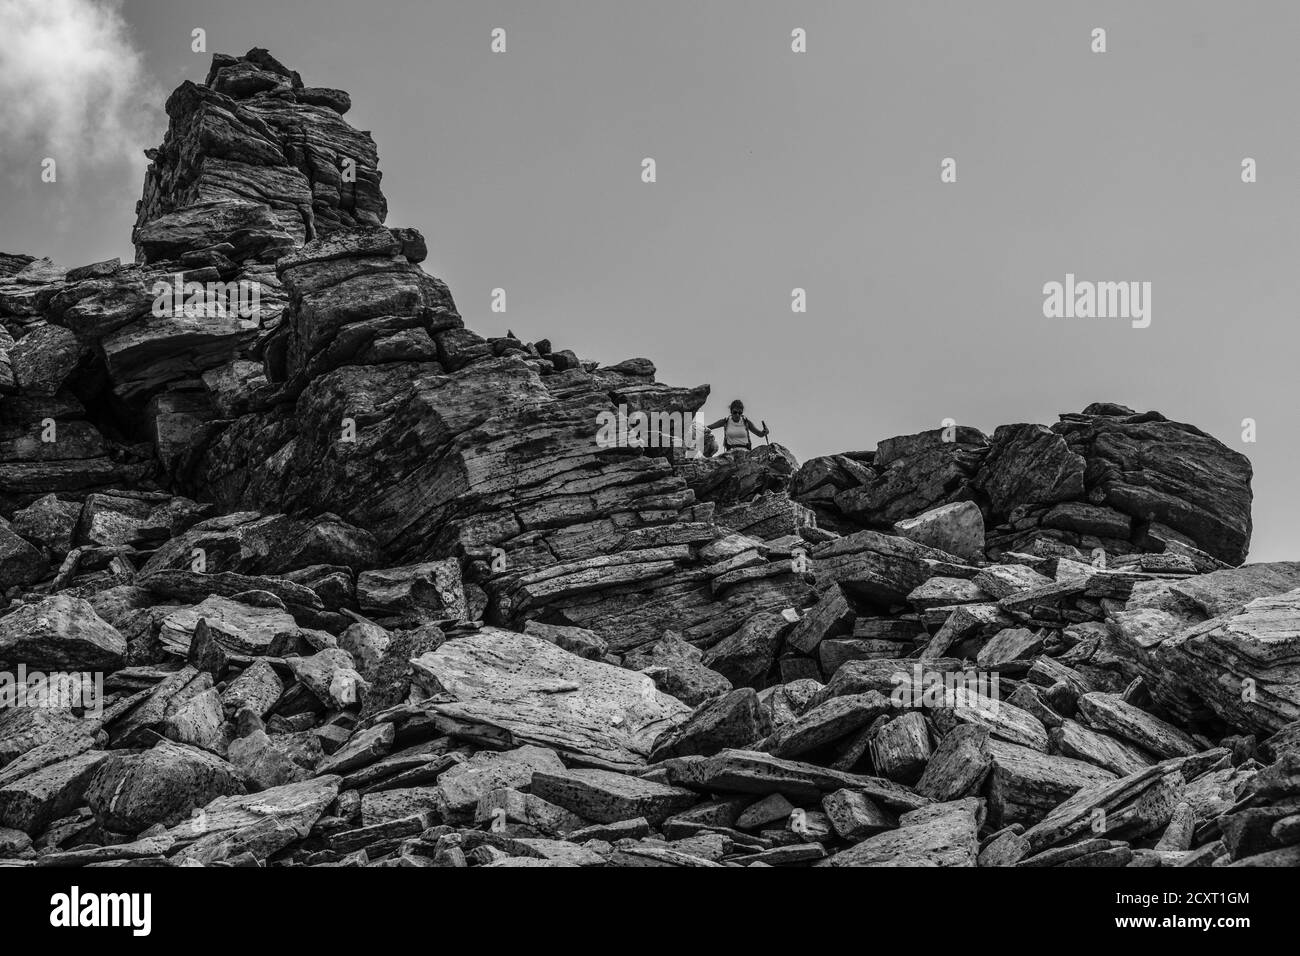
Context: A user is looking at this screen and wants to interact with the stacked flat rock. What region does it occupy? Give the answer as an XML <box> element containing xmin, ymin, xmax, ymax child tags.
<box><xmin>0</xmin><ymin>49</ymin><xmax>1291</xmax><ymax>869</ymax></box>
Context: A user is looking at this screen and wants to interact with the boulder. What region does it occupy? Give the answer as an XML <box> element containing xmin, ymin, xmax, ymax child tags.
<box><xmin>86</xmin><ymin>739</ymin><xmax>243</xmax><ymax>833</ymax></box>
<box><xmin>0</xmin><ymin>595</ymin><xmax>125</xmax><ymax>670</ymax></box>
<box><xmin>892</xmin><ymin>501</ymin><xmax>985</xmax><ymax>562</ymax></box>
<box><xmin>410</xmin><ymin>628</ymin><xmax>691</xmax><ymax>771</ymax></box>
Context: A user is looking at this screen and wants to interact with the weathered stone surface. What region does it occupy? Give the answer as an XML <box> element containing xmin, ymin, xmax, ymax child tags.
<box><xmin>757</xmin><ymin>692</ymin><xmax>893</xmax><ymax>759</ymax></box>
<box><xmin>0</xmin><ymin>520</ymin><xmax>45</xmax><ymax>590</ymax></box>
<box><xmin>893</xmin><ymin>502</ymin><xmax>985</xmax><ymax>563</ymax></box>
<box><xmin>105</xmin><ymin>666</ymin><xmax>226</xmax><ymax>751</ymax></box>
<box><xmin>680</xmin><ymin>444</ymin><xmax>798</xmax><ymax>506</ymax></box>
<box><xmin>972</xmin><ymin>564</ymin><xmax>1054</xmax><ymax>600</ymax></box>
<box><xmin>986</xmin><ymin>739</ymin><xmax>1116</xmax><ymax>827</ymax></box>
<box><xmin>357</xmin><ymin>559</ymin><xmax>467</xmax><ymax>623</ymax></box>
<box><xmin>1156</xmin><ymin>588</ymin><xmax>1300</xmax><ymax>735</ymax></box>
<box><xmin>10</xmin><ymin>494</ymin><xmax>80</xmax><ymax>558</ymax></box>
<box><xmin>0</xmin><ymin>708</ymin><xmax>85</xmax><ymax>768</ymax></box>
<box><xmin>158</xmin><ymin>594</ymin><xmax>298</xmax><ymax>657</ymax></box>
<box><xmin>649</xmin><ymin>688</ymin><xmax>770</xmax><ymax>761</ymax></box>
<box><xmin>935</xmin><ymin>694</ymin><xmax>1050</xmax><ymax>753</ymax></box>
<box><xmin>922</xmin><ymin>604</ymin><xmax>1013</xmax><ymax>658</ymax></box>
<box><xmin>1051</xmin><ymin>719</ymin><xmax>1153</xmax><ymax>776</ymax></box>
<box><xmin>0</xmin><ymin>749</ymin><xmax>110</xmax><ymax>834</ymax></box>
<box><xmin>822</xmin><ymin>788</ymin><xmax>895</xmax><ymax>841</ymax></box>
<box><xmin>624</xmin><ymin>632</ymin><xmax>732</xmax><ymax>706</ymax></box>
<box><xmin>820</xmin><ymin>428</ymin><xmax>988</xmax><ymax>530</ymax></box>
<box><xmin>475</xmin><ymin>787</ymin><xmax>586</xmax><ymax>837</ymax></box>
<box><xmin>435</xmin><ymin>746</ymin><xmax>564</xmax><ymax>817</ymax></box>
<box><xmin>165</xmin><ymin>775</ymin><xmax>340</xmax><ymax>864</ymax></box>
<box><xmin>974</xmin><ymin>424</ymin><xmax>1086</xmax><ymax>517</ymax></box>
<box><xmin>1055</xmin><ymin>406</ymin><xmax>1253</xmax><ymax>565</ymax></box>
<box><xmin>907</xmin><ymin>576</ymin><xmax>989</xmax><ymax>611</ymax></box>
<box><xmin>411</xmin><ymin>628</ymin><xmax>690</xmax><ymax>770</ymax></box>
<box><xmin>1076</xmin><ymin>692</ymin><xmax>1199</xmax><ymax>759</ymax></box>
<box><xmin>823</xmin><ymin>798</ymin><xmax>980</xmax><ymax>867</ymax></box>
<box><xmin>1168</xmin><ymin>562</ymin><xmax>1300</xmax><ymax>617</ymax></box>
<box><xmin>812</xmin><ymin>531</ymin><xmax>965</xmax><ymax>607</ymax></box>
<box><xmin>868</xmin><ymin>712</ymin><xmax>932</xmax><ymax>784</ymax></box>
<box><xmin>0</xmin><ymin>595</ymin><xmax>125</xmax><ymax>670</ymax></box>
<box><xmin>976</xmin><ymin>627</ymin><xmax>1044</xmax><ymax>668</ymax></box>
<box><xmin>785</xmin><ymin>585</ymin><xmax>853</xmax><ymax>655</ymax></box>
<box><xmin>316</xmin><ymin>722</ymin><xmax>394</xmax><ymax>774</ymax></box>
<box><xmin>701</xmin><ymin>610</ymin><xmax>792</xmax><ymax>688</ymax></box>
<box><xmin>673</xmin><ymin>749</ymin><xmax>928</xmax><ymax>811</ymax></box>
<box><xmin>531</xmin><ymin>768</ymin><xmax>697</xmax><ymax>826</ymax></box>
<box><xmin>85</xmin><ymin>739</ymin><xmax>243</xmax><ymax>833</ymax></box>
<box><xmin>220</xmin><ymin>659</ymin><xmax>284</xmax><ymax>716</ymax></box>
<box><xmin>523</xmin><ymin>620</ymin><xmax>608</xmax><ymax>660</ymax></box>
<box><xmin>228</xmin><ymin>728</ymin><xmax>309</xmax><ymax>790</ymax></box>
<box><xmin>917</xmin><ymin>724</ymin><xmax>992</xmax><ymax>801</ymax></box>
<box><xmin>1020</xmin><ymin>763</ymin><xmax>1186</xmax><ymax>855</ymax></box>
<box><xmin>10</xmin><ymin>323</ymin><xmax>86</xmax><ymax>396</ymax></box>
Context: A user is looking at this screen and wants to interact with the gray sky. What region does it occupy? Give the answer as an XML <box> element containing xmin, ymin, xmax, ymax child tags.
<box><xmin>1</xmin><ymin>0</ymin><xmax>1294</xmax><ymax>561</ymax></box>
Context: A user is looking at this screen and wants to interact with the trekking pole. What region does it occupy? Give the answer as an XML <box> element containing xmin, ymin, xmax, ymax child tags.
<box><xmin>761</xmin><ymin>421</ymin><xmax>770</xmax><ymax>446</ymax></box>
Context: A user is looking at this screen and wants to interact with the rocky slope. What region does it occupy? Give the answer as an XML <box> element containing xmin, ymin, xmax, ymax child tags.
<box><xmin>0</xmin><ymin>50</ymin><xmax>1295</xmax><ymax>869</ymax></box>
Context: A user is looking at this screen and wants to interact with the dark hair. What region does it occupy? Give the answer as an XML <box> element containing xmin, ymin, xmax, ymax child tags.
<box><xmin>729</xmin><ymin>400</ymin><xmax>744</xmax><ymax>411</ymax></box>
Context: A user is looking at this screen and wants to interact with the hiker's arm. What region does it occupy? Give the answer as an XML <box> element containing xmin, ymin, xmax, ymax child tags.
<box><xmin>705</xmin><ymin>419</ymin><xmax>726</xmax><ymax>430</ymax></box>
<box><xmin>745</xmin><ymin>418</ymin><xmax>769</xmax><ymax>437</ymax></box>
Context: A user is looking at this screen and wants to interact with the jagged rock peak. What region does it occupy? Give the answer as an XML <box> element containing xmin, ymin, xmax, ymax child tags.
<box><xmin>133</xmin><ymin>49</ymin><xmax>384</xmax><ymax>266</ymax></box>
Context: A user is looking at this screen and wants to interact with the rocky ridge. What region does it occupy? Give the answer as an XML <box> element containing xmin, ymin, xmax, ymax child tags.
<box><xmin>0</xmin><ymin>50</ymin><xmax>1295</xmax><ymax>869</ymax></box>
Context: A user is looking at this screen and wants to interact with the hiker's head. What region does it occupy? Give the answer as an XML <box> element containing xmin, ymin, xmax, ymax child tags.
<box><xmin>729</xmin><ymin>400</ymin><xmax>744</xmax><ymax>417</ymax></box>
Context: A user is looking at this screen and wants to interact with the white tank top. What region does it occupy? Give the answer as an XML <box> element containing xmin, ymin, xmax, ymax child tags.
<box><xmin>724</xmin><ymin>417</ymin><xmax>749</xmax><ymax>446</ymax></box>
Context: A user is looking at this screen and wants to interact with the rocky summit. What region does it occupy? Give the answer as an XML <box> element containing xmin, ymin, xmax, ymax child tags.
<box><xmin>0</xmin><ymin>50</ymin><xmax>1295</xmax><ymax>870</ymax></box>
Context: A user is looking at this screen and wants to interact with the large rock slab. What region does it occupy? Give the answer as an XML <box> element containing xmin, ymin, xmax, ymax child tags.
<box><xmin>822</xmin><ymin>798</ymin><xmax>980</xmax><ymax>866</ymax></box>
<box><xmin>811</xmin><ymin>531</ymin><xmax>966</xmax><ymax>607</ymax></box>
<box><xmin>973</xmin><ymin>424</ymin><xmax>1085</xmax><ymax>517</ymax></box>
<box><xmin>701</xmin><ymin>610</ymin><xmax>792</xmax><ymax>687</ymax></box>
<box><xmin>0</xmin><ymin>520</ymin><xmax>46</xmax><ymax>590</ymax></box>
<box><xmin>1055</xmin><ymin>405</ymin><xmax>1253</xmax><ymax>565</ymax></box>
<box><xmin>1076</xmin><ymin>692</ymin><xmax>1199</xmax><ymax>759</ymax></box>
<box><xmin>435</xmin><ymin>746</ymin><xmax>565</xmax><ymax>817</ymax></box>
<box><xmin>1020</xmin><ymin>762</ymin><xmax>1186</xmax><ymax>855</ymax></box>
<box><xmin>531</xmin><ymin>767</ymin><xmax>697</xmax><ymax>826</ymax></box>
<box><xmin>410</xmin><ymin>628</ymin><xmax>690</xmax><ymax>770</ymax></box>
<box><xmin>625</xmin><ymin>632</ymin><xmax>732</xmax><ymax>706</ymax></box>
<box><xmin>104</xmin><ymin>666</ymin><xmax>226</xmax><ymax>750</ymax></box>
<box><xmin>755</xmin><ymin>692</ymin><xmax>893</xmax><ymax>759</ymax></box>
<box><xmin>827</xmin><ymin>427</ymin><xmax>989</xmax><ymax>527</ymax></box>
<box><xmin>916</xmin><ymin>724</ymin><xmax>993</xmax><ymax>801</ymax></box>
<box><xmin>165</xmin><ymin>774</ymin><xmax>341</xmax><ymax>864</ymax></box>
<box><xmin>649</xmin><ymin>688</ymin><xmax>770</xmax><ymax>761</ymax></box>
<box><xmin>1050</xmin><ymin>719</ymin><xmax>1153</xmax><ymax>776</ymax></box>
<box><xmin>892</xmin><ymin>501</ymin><xmax>985</xmax><ymax>563</ymax></box>
<box><xmin>986</xmin><ymin>739</ymin><xmax>1116</xmax><ymax>827</ymax></box>
<box><xmin>0</xmin><ymin>750</ymin><xmax>110</xmax><ymax>834</ymax></box>
<box><xmin>85</xmin><ymin>739</ymin><xmax>243</xmax><ymax>833</ymax></box>
<box><xmin>357</xmin><ymin>559</ymin><xmax>467</xmax><ymax>623</ymax></box>
<box><xmin>157</xmin><ymin>595</ymin><xmax>298</xmax><ymax>657</ymax></box>
<box><xmin>1155</xmin><ymin>588</ymin><xmax>1300</xmax><ymax>735</ymax></box>
<box><xmin>673</xmin><ymin>749</ymin><xmax>928</xmax><ymax>811</ymax></box>
<box><xmin>1169</xmin><ymin>562</ymin><xmax>1300</xmax><ymax>618</ymax></box>
<box><xmin>0</xmin><ymin>595</ymin><xmax>125</xmax><ymax>671</ymax></box>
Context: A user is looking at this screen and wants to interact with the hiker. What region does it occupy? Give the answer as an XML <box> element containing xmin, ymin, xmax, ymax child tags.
<box><xmin>706</xmin><ymin>400</ymin><xmax>769</xmax><ymax>454</ymax></box>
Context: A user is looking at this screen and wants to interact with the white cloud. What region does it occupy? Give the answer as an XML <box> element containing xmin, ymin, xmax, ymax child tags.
<box><xmin>0</xmin><ymin>0</ymin><xmax>159</xmax><ymax>179</ymax></box>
